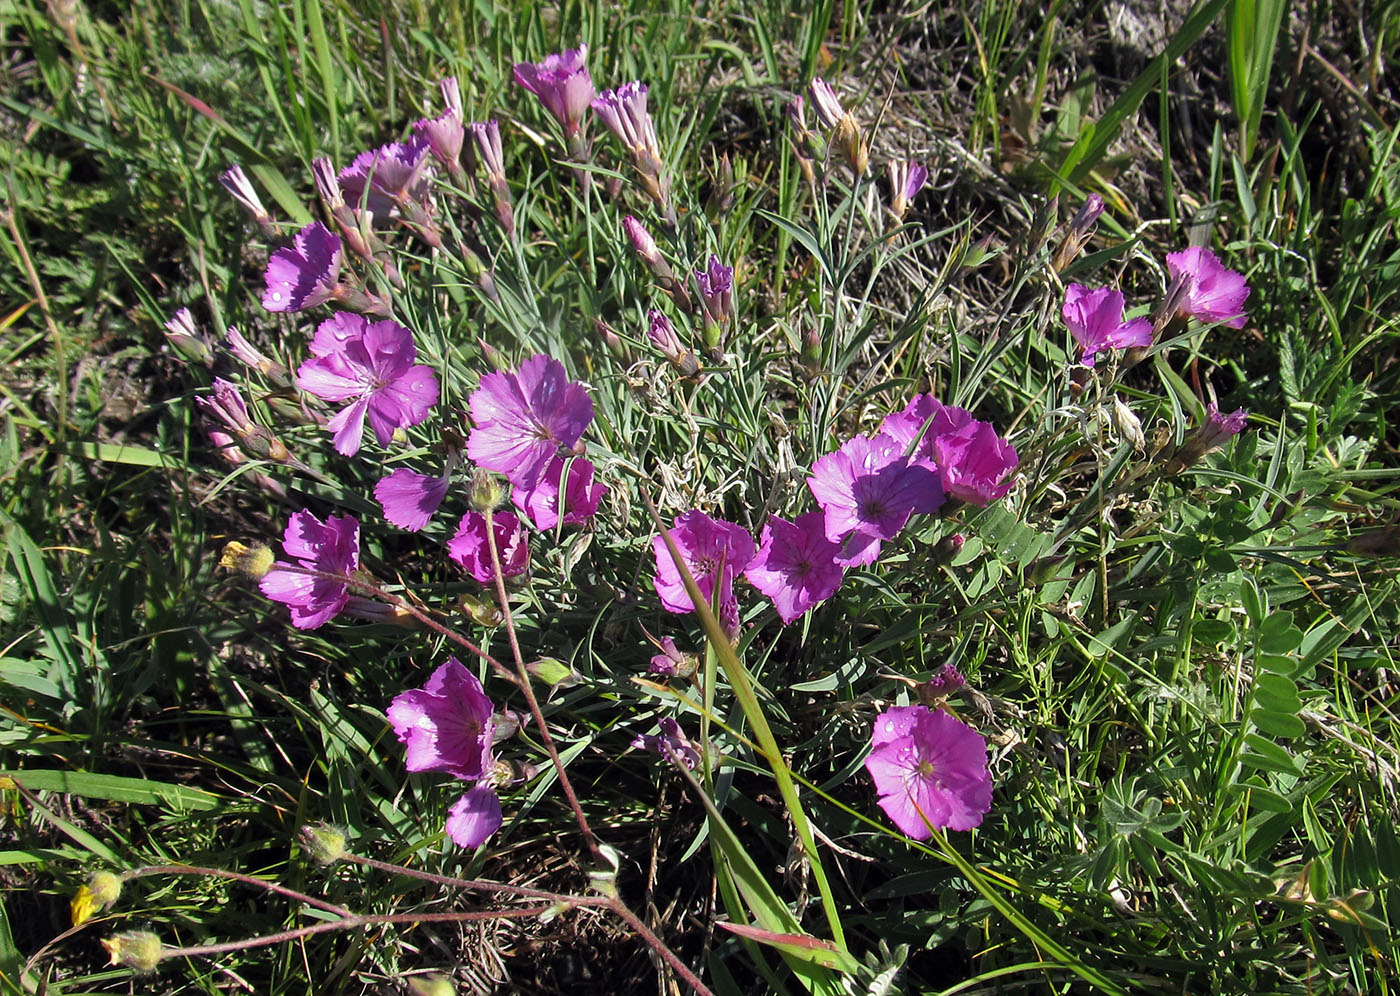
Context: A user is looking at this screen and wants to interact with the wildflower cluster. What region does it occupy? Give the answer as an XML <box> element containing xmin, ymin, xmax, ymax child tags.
<box><xmin>173</xmin><ymin>44</ymin><xmax>1261</xmax><ymax>984</ymax></box>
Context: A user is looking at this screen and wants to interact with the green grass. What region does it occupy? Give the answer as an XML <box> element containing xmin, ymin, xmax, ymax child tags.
<box><xmin>2</xmin><ymin>0</ymin><xmax>1399</xmax><ymax>993</ymax></box>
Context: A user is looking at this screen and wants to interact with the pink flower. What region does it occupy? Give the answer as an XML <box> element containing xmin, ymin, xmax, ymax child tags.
<box><xmin>630</xmin><ymin>717</ymin><xmax>700</xmax><ymax>768</ymax></box>
<box><xmin>1165</xmin><ymin>247</ymin><xmax>1249</xmax><ymax>329</ymax></box>
<box><xmin>511</xmin><ymin>456</ymin><xmax>606</xmax><ymax>531</ymax></box>
<box><xmin>694</xmin><ymin>255</ymin><xmax>734</xmax><ymax>326</ymax></box>
<box><xmin>375</xmin><ymin>468</ymin><xmax>450</xmax><ymax>532</ymax></box>
<box><xmin>259</xmin><ymin>510</ymin><xmax>360</xmax><ymax>629</ymax></box>
<box><xmin>592</xmin><ymin>81</ymin><xmax>661</xmax><ymax>163</ymax></box>
<box><xmin>879</xmin><ymin>395</ymin><xmax>975</xmax><ymax>466</ymax></box>
<box><xmin>387</xmin><ymin>657</ymin><xmax>496</xmax><ymax>780</ymax></box>
<box><xmin>744</xmin><ymin>511</ymin><xmax>845</xmax><ymax>624</ymax></box>
<box><xmin>1061</xmin><ymin>284</ymin><xmax>1153</xmax><ymax>367</ymax></box>
<box><xmin>296</xmin><ymin>314</ymin><xmax>439</xmax><ymax>457</ymax></box>
<box><xmin>513</xmin><ymin>46</ymin><xmax>595</xmax><ymax>138</ymax></box>
<box><xmin>449</xmin><ymin>510</ymin><xmax>530</xmax><ymax>584</ymax></box>
<box><xmin>651</xmin><ymin>510</ymin><xmax>755</xmax><ymax>617</ymax></box>
<box><xmin>446</xmin><ymin>784</ymin><xmax>503</xmax><ymax>848</ymax></box>
<box><xmin>932</xmin><ymin>420</ymin><xmax>1018</xmax><ymax>506</ymax></box>
<box><xmin>262</xmin><ymin>221</ymin><xmax>342</xmax><ymax>313</ymax></box>
<box><xmin>413</xmin><ymin>77</ymin><xmax>465</xmax><ymax>173</ymax></box>
<box><xmin>648</xmin><ymin>636</ymin><xmax>693</xmax><ymax>678</ymax></box>
<box><xmin>337</xmin><ymin>136</ymin><xmax>434</xmax><ymax>217</ymax></box>
<box><xmin>466</xmin><ymin>354</ymin><xmax>594</xmax><ymax>490</ymax></box>
<box><xmin>865</xmin><ymin>705</ymin><xmax>992</xmax><ymax>837</ymax></box>
<box><xmin>807</xmin><ymin>434</ymin><xmax>943</xmax><ymax>567</ymax></box>
<box><xmin>1168</xmin><ymin>403</ymin><xmax>1248</xmax><ymax>472</ymax></box>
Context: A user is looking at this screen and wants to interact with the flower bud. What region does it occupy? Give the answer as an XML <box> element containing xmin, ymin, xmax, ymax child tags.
<box><xmin>299</xmin><ymin>823</ymin><xmax>348</xmax><ymax>865</ymax></box>
<box><xmin>219</xmin><ymin>541</ymin><xmax>274</xmax><ymax>579</ymax></box>
<box><xmin>915</xmin><ymin>663</ymin><xmax>967</xmax><ymax>705</ymax></box>
<box><xmin>469</xmin><ymin>468</ymin><xmax>508</xmax><ymax>512</ymax></box>
<box><xmin>932</xmin><ymin>532</ymin><xmax>965</xmax><ymax>565</ymax></box>
<box><xmin>460</xmin><ymin>592</ymin><xmax>503</xmax><ymax>628</ymax></box>
<box><xmin>162</xmin><ymin>308</ymin><xmax>213</xmax><ymax>366</ymax></box>
<box><xmin>101</xmin><ymin>930</ymin><xmax>163</xmax><ymax>973</ymax></box>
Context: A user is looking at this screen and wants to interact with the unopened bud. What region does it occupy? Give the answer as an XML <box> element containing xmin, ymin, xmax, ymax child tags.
<box><xmin>932</xmin><ymin>532</ymin><xmax>965</xmax><ymax>564</ymax></box>
<box><xmin>219</xmin><ymin>541</ymin><xmax>274</xmax><ymax>579</ymax></box>
<box><xmin>915</xmin><ymin>663</ymin><xmax>967</xmax><ymax>705</ymax></box>
<box><xmin>526</xmin><ymin>657</ymin><xmax>582</xmax><ymax>688</ymax></box>
<box><xmin>597</xmin><ymin>318</ymin><xmax>627</xmax><ymax>362</ymax></box>
<box><xmin>460</xmin><ymin>592</ymin><xmax>503</xmax><ymax>628</ymax></box>
<box><xmin>162</xmin><ymin>308</ymin><xmax>213</xmax><ymax>366</ymax></box>
<box><xmin>469</xmin><ymin>468</ymin><xmax>507</xmax><ymax>512</ymax></box>
<box><xmin>477</xmin><ymin>337</ymin><xmax>509</xmax><ymax>371</ymax></box>
<box><xmin>101</xmin><ymin>930</ymin><xmax>163</xmax><ymax>973</ymax></box>
<box><xmin>299</xmin><ymin>823</ymin><xmax>348</xmax><ymax>865</ymax></box>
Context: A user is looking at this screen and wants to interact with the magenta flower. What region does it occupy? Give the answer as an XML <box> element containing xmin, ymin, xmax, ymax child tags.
<box><xmin>387</xmin><ymin>657</ymin><xmax>496</xmax><ymax>780</ymax></box>
<box><xmin>375</xmin><ymin>467</ymin><xmax>450</xmax><ymax>532</ymax></box>
<box><xmin>652</xmin><ymin>510</ymin><xmax>755</xmax><ymax>617</ymax></box>
<box><xmin>449</xmin><ymin>510</ymin><xmax>530</xmax><ymax>585</ymax></box>
<box><xmin>511</xmin><ymin>456</ymin><xmax>606</xmax><ymax>531</ymax></box>
<box><xmin>807</xmin><ymin>434</ymin><xmax>944</xmax><ymax>567</ymax></box>
<box><xmin>262</xmin><ymin>221</ymin><xmax>342</xmax><ymax>313</ymax></box>
<box><xmin>446</xmin><ymin>784</ymin><xmax>503</xmax><ymax>848</ymax></box>
<box><xmin>592</xmin><ymin>81</ymin><xmax>661</xmax><ymax>164</ymax></box>
<box><xmin>220</xmin><ymin>164</ymin><xmax>273</xmax><ymax>230</ymax></box>
<box><xmin>932</xmin><ymin>420</ymin><xmax>1018</xmax><ymax>506</ymax></box>
<box><xmin>469</xmin><ymin>120</ymin><xmax>506</xmax><ymax>180</ymax></box>
<box><xmin>744</xmin><ymin>511</ymin><xmax>845</xmax><ymax>624</ymax></box>
<box><xmin>413</xmin><ymin>77</ymin><xmax>465</xmax><ymax>173</ymax></box>
<box><xmin>695</xmin><ymin>255</ymin><xmax>734</xmax><ymax>325</ymax></box>
<box><xmin>296</xmin><ymin>314</ymin><xmax>439</xmax><ymax>456</ymax></box>
<box><xmin>513</xmin><ymin>46</ymin><xmax>595</xmax><ymax>138</ymax></box>
<box><xmin>887</xmin><ymin>160</ymin><xmax>928</xmax><ymax>220</ymax></box>
<box><xmin>466</xmin><ymin>354</ymin><xmax>594</xmax><ymax>490</ymax></box>
<box><xmin>338</xmin><ymin>136</ymin><xmax>434</xmax><ymax>217</ymax></box>
<box><xmin>879</xmin><ymin>395</ymin><xmax>975</xmax><ymax>466</ymax></box>
<box><xmin>630</xmin><ymin>717</ymin><xmax>700</xmax><ymax>769</ymax></box>
<box><xmin>1061</xmin><ymin>284</ymin><xmax>1153</xmax><ymax>367</ymax></box>
<box><xmin>648</xmin><ymin>636</ymin><xmax>694</xmax><ymax>678</ymax></box>
<box><xmin>865</xmin><ymin>705</ymin><xmax>992</xmax><ymax>837</ymax></box>
<box><xmin>1165</xmin><ymin>247</ymin><xmax>1249</xmax><ymax>329</ymax></box>
<box><xmin>259</xmin><ymin>510</ymin><xmax>360</xmax><ymax>630</ymax></box>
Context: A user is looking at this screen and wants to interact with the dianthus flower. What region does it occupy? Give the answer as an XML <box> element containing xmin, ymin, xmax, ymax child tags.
<box><xmin>338</xmin><ymin>135</ymin><xmax>434</xmax><ymax>217</ymax></box>
<box><xmin>296</xmin><ymin>314</ymin><xmax>440</xmax><ymax>456</ymax></box>
<box><xmin>412</xmin><ymin>77</ymin><xmax>465</xmax><ymax>175</ymax></box>
<box><xmin>514</xmin><ymin>46</ymin><xmax>595</xmax><ymax>139</ymax></box>
<box><xmin>449</xmin><ymin>510</ymin><xmax>530</xmax><ymax>585</ymax></box>
<box><xmin>375</xmin><ymin>467</ymin><xmax>450</xmax><ymax>532</ymax></box>
<box><xmin>807</xmin><ymin>433</ymin><xmax>944</xmax><ymax>567</ymax></box>
<box><xmin>652</xmin><ymin>510</ymin><xmax>755</xmax><ymax>618</ymax></box>
<box><xmin>864</xmin><ymin>705</ymin><xmax>992</xmax><ymax>837</ymax></box>
<box><xmin>262</xmin><ymin>221</ymin><xmax>343</xmax><ymax>313</ymax></box>
<box><xmin>259</xmin><ymin>510</ymin><xmax>360</xmax><ymax>630</ymax></box>
<box><xmin>932</xmin><ymin>419</ymin><xmax>1018</xmax><ymax>506</ymax></box>
<box><xmin>1165</xmin><ymin>247</ymin><xmax>1249</xmax><ymax>329</ymax></box>
<box><xmin>1061</xmin><ymin>284</ymin><xmax>1153</xmax><ymax>367</ymax></box>
<box><xmin>879</xmin><ymin>395</ymin><xmax>974</xmax><ymax>466</ymax></box>
<box><xmin>466</xmin><ymin>354</ymin><xmax>594</xmax><ymax>490</ymax></box>
<box><xmin>387</xmin><ymin>657</ymin><xmax>495</xmax><ymax>780</ymax></box>
<box><xmin>744</xmin><ymin>511</ymin><xmax>845</xmax><ymax>624</ymax></box>
<box><xmin>592</xmin><ymin>81</ymin><xmax>662</xmax><ymax>165</ymax></box>
<box><xmin>446</xmin><ymin>784</ymin><xmax>504</xmax><ymax>848</ymax></box>
<box><xmin>694</xmin><ymin>255</ymin><xmax>734</xmax><ymax>326</ymax></box>
<box><xmin>511</xmin><ymin>456</ymin><xmax>606</xmax><ymax>531</ymax></box>
<box><xmin>630</xmin><ymin>717</ymin><xmax>701</xmax><ymax>769</ymax></box>
<box><xmin>1167</xmin><ymin>404</ymin><xmax>1248</xmax><ymax>473</ymax></box>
